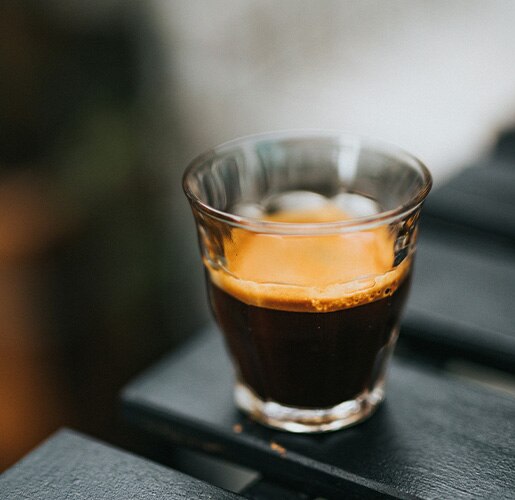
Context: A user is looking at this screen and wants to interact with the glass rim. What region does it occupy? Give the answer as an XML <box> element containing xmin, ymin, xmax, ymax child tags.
<box><xmin>183</xmin><ymin>129</ymin><xmax>433</xmax><ymax>234</ymax></box>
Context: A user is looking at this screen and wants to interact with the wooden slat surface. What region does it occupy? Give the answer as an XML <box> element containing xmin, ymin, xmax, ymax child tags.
<box><xmin>423</xmin><ymin>160</ymin><xmax>515</xmax><ymax>241</ymax></box>
<box><xmin>403</xmin><ymin>224</ymin><xmax>515</xmax><ymax>370</ymax></box>
<box><xmin>0</xmin><ymin>429</ymin><xmax>241</xmax><ymax>500</ymax></box>
<box><xmin>122</xmin><ymin>327</ymin><xmax>515</xmax><ymax>500</ymax></box>
<box><xmin>402</xmin><ymin>151</ymin><xmax>515</xmax><ymax>370</ymax></box>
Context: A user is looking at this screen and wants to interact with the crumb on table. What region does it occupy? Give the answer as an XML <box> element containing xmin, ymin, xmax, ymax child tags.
<box><xmin>270</xmin><ymin>441</ymin><xmax>286</xmax><ymax>456</ymax></box>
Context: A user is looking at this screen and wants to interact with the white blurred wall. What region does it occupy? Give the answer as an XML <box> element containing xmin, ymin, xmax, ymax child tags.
<box><xmin>150</xmin><ymin>0</ymin><xmax>515</xmax><ymax>183</ymax></box>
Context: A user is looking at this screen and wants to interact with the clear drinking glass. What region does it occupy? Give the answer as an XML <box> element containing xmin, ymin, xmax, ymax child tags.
<box><xmin>183</xmin><ymin>131</ymin><xmax>432</xmax><ymax>432</ymax></box>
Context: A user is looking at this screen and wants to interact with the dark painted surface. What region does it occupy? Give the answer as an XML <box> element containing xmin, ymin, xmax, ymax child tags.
<box><xmin>241</xmin><ymin>478</ymin><xmax>310</xmax><ymax>500</ymax></box>
<box><xmin>0</xmin><ymin>429</ymin><xmax>240</xmax><ymax>499</ymax></box>
<box><xmin>122</xmin><ymin>328</ymin><xmax>515</xmax><ymax>499</ymax></box>
<box><xmin>404</xmin><ymin>224</ymin><xmax>515</xmax><ymax>371</ymax></box>
<box><xmin>423</xmin><ymin>160</ymin><xmax>515</xmax><ymax>241</ymax></box>
<box><xmin>402</xmin><ymin>148</ymin><xmax>515</xmax><ymax>370</ymax></box>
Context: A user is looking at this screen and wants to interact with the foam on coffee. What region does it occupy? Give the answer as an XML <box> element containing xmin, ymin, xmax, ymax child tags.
<box><xmin>205</xmin><ymin>203</ymin><xmax>410</xmax><ymax>313</ymax></box>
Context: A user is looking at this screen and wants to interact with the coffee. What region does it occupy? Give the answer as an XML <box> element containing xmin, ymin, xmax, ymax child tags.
<box><xmin>205</xmin><ymin>203</ymin><xmax>411</xmax><ymax>409</ymax></box>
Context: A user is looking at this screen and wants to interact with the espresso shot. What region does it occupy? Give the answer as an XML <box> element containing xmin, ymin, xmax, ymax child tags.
<box><xmin>183</xmin><ymin>131</ymin><xmax>432</xmax><ymax>432</ymax></box>
<box><xmin>204</xmin><ymin>201</ymin><xmax>412</xmax><ymax>427</ymax></box>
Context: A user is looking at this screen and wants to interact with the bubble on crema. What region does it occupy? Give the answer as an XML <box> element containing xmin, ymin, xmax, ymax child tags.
<box><xmin>331</xmin><ymin>192</ymin><xmax>381</xmax><ymax>218</ymax></box>
<box><xmin>231</xmin><ymin>202</ymin><xmax>264</xmax><ymax>219</ymax></box>
<box><xmin>262</xmin><ymin>191</ymin><xmax>329</xmax><ymax>215</ymax></box>
<box><xmin>232</xmin><ymin>191</ymin><xmax>381</xmax><ymax>222</ymax></box>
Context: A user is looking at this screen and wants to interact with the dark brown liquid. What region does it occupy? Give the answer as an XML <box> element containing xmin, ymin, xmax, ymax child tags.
<box><xmin>207</xmin><ymin>271</ymin><xmax>411</xmax><ymax>408</ymax></box>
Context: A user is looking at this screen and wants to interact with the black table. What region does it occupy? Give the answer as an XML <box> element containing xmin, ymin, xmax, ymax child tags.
<box><xmin>0</xmin><ymin>429</ymin><xmax>241</xmax><ymax>499</ymax></box>
<box><xmin>122</xmin><ymin>327</ymin><xmax>515</xmax><ymax>499</ymax></box>
<box><xmin>120</xmin><ymin>138</ymin><xmax>515</xmax><ymax>498</ymax></box>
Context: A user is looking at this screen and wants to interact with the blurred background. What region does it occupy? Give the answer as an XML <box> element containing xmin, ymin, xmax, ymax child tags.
<box><xmin>2</xmin><ymin>0</ymin><xmax>515</xmax><ymax>471</ymax></box>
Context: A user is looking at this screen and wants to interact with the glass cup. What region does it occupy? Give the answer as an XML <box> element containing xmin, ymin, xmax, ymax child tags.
<box><xmin>183</xmin><ymin>131</ymin><xmax>432</xmax><ymax>432</ymax></box>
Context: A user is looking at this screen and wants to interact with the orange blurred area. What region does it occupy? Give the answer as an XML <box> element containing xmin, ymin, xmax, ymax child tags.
<box><xmin>0</xmin><ymin>173</ymin><xmax>71</xmax><ymax>468</ymax></box>
<box><xmin>0</xmin><ymin>265</ymin><xmax>68</xmax><ymax>469</ymax></box>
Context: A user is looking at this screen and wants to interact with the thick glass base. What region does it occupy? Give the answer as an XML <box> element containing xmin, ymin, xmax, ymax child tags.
<box><xmin>234</xmin><ymin>381</ymin><xmax>385</xmax><ymax>433</ymax></box>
